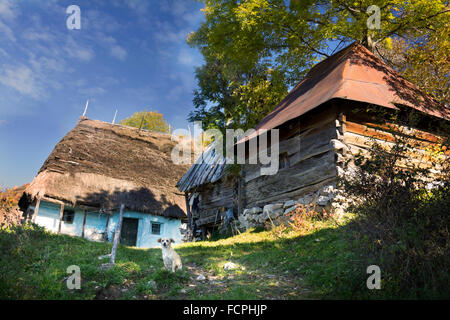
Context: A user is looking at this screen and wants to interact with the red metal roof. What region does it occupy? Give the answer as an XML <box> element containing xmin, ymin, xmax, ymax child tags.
<box><xmin>242</xmin><ymin>42</ymin><xmax>449</xmax><ymax>142</ymax></box>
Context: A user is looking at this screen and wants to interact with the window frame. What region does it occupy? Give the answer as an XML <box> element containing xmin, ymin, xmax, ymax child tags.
<box><xmin>62</xmin><ymin>209</ymin><xmax>75</xmax><ymax>224</ymax></box>
<box><xmin>151</xmin><ymin>222</ymin><xmax>162</xmax><ymax>235</ymax></box>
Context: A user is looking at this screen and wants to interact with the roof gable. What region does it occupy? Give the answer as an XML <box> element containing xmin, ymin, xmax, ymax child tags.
<box><xmin>245</xmin><ymin>42</ymin><xmax>448</xmax><ymax>141</ymax></box>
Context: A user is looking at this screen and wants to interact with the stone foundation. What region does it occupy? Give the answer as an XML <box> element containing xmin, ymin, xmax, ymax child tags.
<box><xmin>237</xmin><ymin>182</ymin><xmax>353</xmax><ymax>230</ymax></box>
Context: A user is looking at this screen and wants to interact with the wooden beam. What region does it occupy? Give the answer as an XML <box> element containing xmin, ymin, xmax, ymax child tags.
<box><xmin>104</xmin><ymin>214</ymin><xmax>111</xmax><ymax>241</ymax></box>
<box><xmin>110</xmin><ymin>204</ymin><xmax>124</xmax><ymax>265</ymax></box>
<box><xmin>237</xmin><ymin>175</ymin><xmax>243</xmax><ymax>216</ymax></box>
<box><xmin>32</xmin><ymin>198</ymin><xmax>41</xmax><ymax>223</ymax></box>
<box><xmin>58</xmin><ymin>203</ymin><xmax>65</xmax><ymax>233</ymax></box>
<box><xmin>81</xmin><ymin>209</ymin><xmax>87</xmax><ymax>238</ymax></box>
<box><xmin>184</xmin><ymin>193</ymin><xmax>192</xmax><ymax>241</ymax></box>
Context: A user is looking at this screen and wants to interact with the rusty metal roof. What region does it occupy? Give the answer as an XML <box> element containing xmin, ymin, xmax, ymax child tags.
<box><xmin>242</xmin><ymin>42</ymin><xmax>449</xmax><ymax>142</ymax></box>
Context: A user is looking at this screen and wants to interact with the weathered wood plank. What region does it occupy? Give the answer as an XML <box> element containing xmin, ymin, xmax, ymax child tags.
<box><xmin>244</xmin><ymin>150</ymin><xmax>336</xmax><ymax>205</ymax></box>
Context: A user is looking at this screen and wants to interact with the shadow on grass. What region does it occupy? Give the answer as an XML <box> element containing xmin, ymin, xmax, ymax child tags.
<box><xmin>0</xmin><ymin>220</ymin><xmax>376</xmax><ymax>300</ymax></box>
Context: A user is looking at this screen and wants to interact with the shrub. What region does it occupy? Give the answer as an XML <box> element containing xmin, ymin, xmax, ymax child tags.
<box><xmin>0</xmin><ymin>188</ymin><xmax>23</xmax><ymax>229</ymax></box>
<box><xmin>342</xmin><ymin>122</ymin><xmax>449</xmax><ymax>298</ymax></box>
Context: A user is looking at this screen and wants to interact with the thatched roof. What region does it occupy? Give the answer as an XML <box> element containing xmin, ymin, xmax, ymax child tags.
<box><xmin>23</xmin><ymin>117</ymin><xmax>189</xmax><ymax>219</ymax></box>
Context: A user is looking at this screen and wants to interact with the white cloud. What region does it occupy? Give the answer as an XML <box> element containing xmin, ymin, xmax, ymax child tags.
<box><xmin>0</xmin><ymin>65</ymin><xmax>43</xmax><ymax>99</ymax></box>
<box><xmin>0</xmin><ymin>20</ymin><xmax>15</xmax><ymax>41</ymax></box>
<box><xmin>177</xmin><ymin>48</ymin><xmax>201</xmax><ymax>67</ymax></box>
<box><xmin>110</xmin><ymin>44</ymin><xmax>127</xmax><ymax>61</ymax></box>
<box><xmin>79</xmin><ymin>86</ymin><xmax>106</xmax><ymax>96</ymax></box>
<box><xmin>0</xmin><ymin>0</ymin><xmax>19</xmax><ymax>20</ymax></box>
<box><xmin>65</xmin><ymin>37</ymin><xmax>95</xmax><ymax>62</ymax></box>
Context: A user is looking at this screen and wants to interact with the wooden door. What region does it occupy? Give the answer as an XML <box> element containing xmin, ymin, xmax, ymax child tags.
<box><xmin>120</xmin><ymin>218</ymin><xmax>139</xmax><ymax>246</ymax></box>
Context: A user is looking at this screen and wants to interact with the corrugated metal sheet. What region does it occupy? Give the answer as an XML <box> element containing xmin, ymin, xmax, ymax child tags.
<box><xmin>240</xmin><ymin>42</ymin><xmax>449</xmax><ymax>143</ymax></box>
<box><xmin>176</xmin><ymin>143</ymin><xmax>227</xmax><ymax>192</ymax></box>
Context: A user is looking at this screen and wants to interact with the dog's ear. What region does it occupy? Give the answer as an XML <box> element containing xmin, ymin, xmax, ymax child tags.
<box><xmin>157</xmin><ymin>238</ymin><xmax>161</xmax><ymax>243</ymax></box>
<box><xmin>170</xmin><ymin>238</ymin><xmax>175</xmax><ymax>243</ymax></box>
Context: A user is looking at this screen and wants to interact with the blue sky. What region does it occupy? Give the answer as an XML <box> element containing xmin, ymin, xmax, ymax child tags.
<box><xmin>0</xmin><ymin>0</ymin><xmax>206</xmax><ymax>188</ymax></box>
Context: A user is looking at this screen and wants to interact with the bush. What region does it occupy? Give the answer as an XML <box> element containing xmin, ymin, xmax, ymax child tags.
<box><xmin>0</xmin><ymin>187</ymin><xmax>24</xmax><ymax>228</ymax></box>
<box><xmin>342</xmin><ymin>124</ymin><xmax>449</xmax><ymax>298</ymax></box>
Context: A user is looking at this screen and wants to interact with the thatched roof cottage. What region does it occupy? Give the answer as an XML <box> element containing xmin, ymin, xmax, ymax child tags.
<box><xmin>177</xmin><ymin>42</ymin><xmax>449</xmax><ymax>236</ymax></box>
<box><xmin>20</xmin><ymin>117</ymin><xmax>189</xmax><ymax>247</ymax></box>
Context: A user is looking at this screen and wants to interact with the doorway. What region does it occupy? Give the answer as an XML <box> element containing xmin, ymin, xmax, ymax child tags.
<box><xmin>120</xmin><ymin>218</ymin><xmax>139</xmax><ymax>246</ymax></box>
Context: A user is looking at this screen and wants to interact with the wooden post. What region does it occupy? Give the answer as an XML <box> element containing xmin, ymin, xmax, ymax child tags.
<box><xmin>32</xmin><ymin>198</ymin><xmax>41</xmax><ymax>223</ymax></box>
<box><xmin>338</xmin><ymin>112</ymin><xmax>347</xmax><ymax>136</ymax></box>
<box><xmin>112</xmin><ymin>109</ymin><xmax>118</xmax><ymax>124</ymax></box>
<box><xmin>104</xmin><ymin>214</ymin><xmax>111</xmax><ymax>241</ymax></box>
<box><xmin>184</xmin><ymin>193</ymin><xmax>192</xmax><ymax>240</ymax></box>
<box><xmin>58</xmin><ymin>203</ymin><xmax>65</xmax><ymax>233</ymax></box>
<box><xmin>82</xmin><ymin>100</ymin><xmax>89</xmax><ymax>117</ymax></box>
<box><xmin>81</xmin><ymin>209</ymin><xmax>87</xmax><ymax>238</ymax></box>
<box><xmin>138</xmin><ymin>115</ymin><xmax>145</xmax><ymax>132</ymax></box>
<box><xmin>237</xmin><ymin>175</ymin><xmax>243</xmax><ymax>216</ymax></box>
<box><xmin>110</xmin><ymin>204</ymin><xmax>124</xmax><ymax>265</ymax></box>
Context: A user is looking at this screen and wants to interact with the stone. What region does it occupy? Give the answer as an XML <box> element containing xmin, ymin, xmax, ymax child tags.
<box><xmin>317</xmin><ymin>195</ymin><xmax>330</xmax><ymax>206</ymax></box>
<box><xmin>249</xmin><ymin>207</ymin><xmax>262</xmax><ymax>214</ymax></box>
<box><xmin>147</xmin><ymin>280</ymin><xmax>157</xmax><ymax>290</ymax></box>
<box><xmin>196</xmin><ymin>274</ymin><xmax>206</xmax><ymax>281</ymax></box>
<box><xmin>284</xmin><ymin>206</ymin><xmax>296</xmax><ymax>215</ymax></box>
<box><xmin>269</xmin><ymin>209</ymin><xmax>284</xmax><ymax>219</ymax></box>
<box><xmin>330</xmin><ymin>139</ymin><xmax>349</xmax><ymax>152</ymax></box>
<box><xmin>238</xmin><ymin>215</ymin><xmax>250</xmax><ymax>229</ymax></box>
<box><xmin>296</xmin><ymin>194</ymin><xmax>313</xmax><ymax>205</ymax></box>
<box><xmin>223</xmin><ymin>262</ymin><xmax>238</xmax><ymax>270</ymax></box>
<box><xmin>283</xmin><ymin>200</ymin><xmax>295</xmax><ymax>208</ymax></box>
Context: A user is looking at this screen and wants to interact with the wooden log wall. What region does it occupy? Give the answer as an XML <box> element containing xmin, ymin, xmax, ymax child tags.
<box><xmin>194</xmin><ymin>176</ymin><xmax>234</xmax><ymax>226</ymax></box>
<box><xmin>342</xmin><ymin>110</ymin><xmax>448</xmax><ymax>170</ymax></box>
<box><xmin>242</xmin><ymin>105</ymin><xmax>339</xmax><ymax>208</ymax></box>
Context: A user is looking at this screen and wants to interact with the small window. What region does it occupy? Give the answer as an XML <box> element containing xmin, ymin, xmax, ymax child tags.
<box><xmin>279</xmin><ymin>152</ymin><xmax>289</xmax><ymax>169</ymax></box>
<box><xmin>151</xmin><ymin>222</ymin><xmax>162</xmax><ymax>235</ymax></box>
<box><xmin>62</xmin><ymin>209</ymin><xmax>75</xmax><ymax>223</ymax></box>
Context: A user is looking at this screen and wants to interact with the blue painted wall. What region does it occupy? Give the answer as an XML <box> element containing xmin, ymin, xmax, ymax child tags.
<box><xmin>31</xmin><ymin>201</ymin><xmax>183</xmax><ymax>248</ymax></box>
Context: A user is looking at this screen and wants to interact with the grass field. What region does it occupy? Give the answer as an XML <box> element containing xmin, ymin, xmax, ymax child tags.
<box><xmin>0</xmin><ymin>217</ymin><xmax>375</xmax><ymax>300</ymax></box>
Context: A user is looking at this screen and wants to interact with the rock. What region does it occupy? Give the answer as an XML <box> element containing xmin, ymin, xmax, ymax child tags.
<box><xmin>97</xmin><ymin>254</ymin><xmax>111</xmax><ymax>260</ymax></box>
<box><xmin>297</xmin><ymin>194</ymin><xmax>315</xmax><ymax>205</ymax></box>
<box><xmin>283</xmin><ymin>200</ymin><xmax>295</xmax><ymax>208</ymax></box>
<box><xmin>269</xmin><ymin>208</ymin><xmax>284</xmax><ymax>219</ymax></box>
<box><xmin>249</xmin><ymin>207</ymin><xmax>262</xmax><ymax>214</ymax></box>
<box><xmin>196</xmin><ymin>274</ymin><xmax>206</xmax><ymax>281</ymax></box>
<box><xmin>317</xmin><ymin>195</ymin><xmax>330</xmax><ymax>206</ymax></box>
<box><xmin>284</xmin><ymin>206</ymin><xmax>296</xmax><ymax>215</ymax></box>
<box><xmin>223</xmin><ymin>262</ymin><xmax>238</xmax><ymax>270</ymax></box>
<box><xmin>147</xmin><ymin>280</ymin><xmax>157</xmax><ymax>290</ymax></box>
<box><xmin>330</xmin><ymin>139</ymin><xmax>349</xmax><ymax>153</ymax></box>
<box><xmin>263</xmin><ymin>203</ymin><xmax>283</xmax><ymax>215</ymax></box>
<box><xmin>243</xmin><ymin>209</ymin><xmax>251</xmax><ymax>216</ymax></box>
<box><xmin>180</xmin><ymin>289</ymin><xmax>187</xmax><ymax>294</ymax></box>
<box><xmin>238</xmin><ymin>215</ymin><xmax>250</xmax><ymax>229</ymax></box>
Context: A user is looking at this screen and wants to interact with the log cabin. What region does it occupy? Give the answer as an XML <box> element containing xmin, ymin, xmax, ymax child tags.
<box><xmin>177</xmin><ymin>42</ymin><xmax>449</xmax><ymax>236</ymax></box>
<box><xmin>19</xmin><ymin>117</ymin><xmax>189</xmax><ymax>247</ymax></box>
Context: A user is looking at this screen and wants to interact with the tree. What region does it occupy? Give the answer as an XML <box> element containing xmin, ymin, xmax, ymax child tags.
<box><xmin>188</xmin><ymin>0</ymin><xmax>449</xmax><ymax>130</ymax></box>
<box><xmin>188</xmin><ymin>57</ymin><xmax>288</xmax><ymax>132</ymax></box>
<box><xmin>377</xmin><ymin>23</ymin><xmax>450</xmax><ymax>106</ymax></box>
<box><xmin>120</xmin><ymin>110</ymin><xmax>170</xmax><ymax>133</ymax></box>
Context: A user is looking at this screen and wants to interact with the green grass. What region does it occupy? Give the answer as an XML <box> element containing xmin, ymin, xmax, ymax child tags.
<box><xmin>0</xmin><ymin>218</ymin><xmax>374</xmax><ymax>300</ymax></box>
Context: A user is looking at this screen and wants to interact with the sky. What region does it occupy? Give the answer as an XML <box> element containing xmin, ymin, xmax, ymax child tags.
<box><xmin>0</xmin><ymin>0</ymin><xmax>206</xmax><ymax>188</ymax></box>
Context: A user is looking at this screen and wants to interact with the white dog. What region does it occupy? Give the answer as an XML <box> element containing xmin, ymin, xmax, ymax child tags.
<box><xmin>157</xmin><ymin>238</ymin><xmax>182</xmax><ymax>272</ymax></box>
